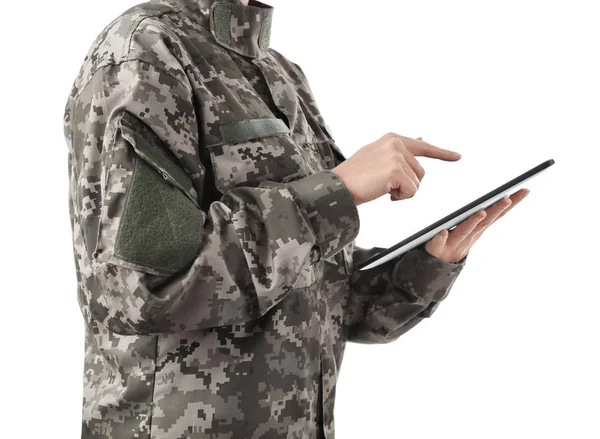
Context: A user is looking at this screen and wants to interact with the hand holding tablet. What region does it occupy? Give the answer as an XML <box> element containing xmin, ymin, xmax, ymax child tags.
<box><xmin>331</xmin><ymin>133</ymin><xmax>555</xmax><ymax>271</ymax></box>
<box><xmin>355</xmin><ymin>159</ymin><xmax>555</xmax><ymax>271</ymax></box>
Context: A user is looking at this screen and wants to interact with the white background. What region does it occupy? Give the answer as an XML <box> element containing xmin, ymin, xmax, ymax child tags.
<box><xmin>1</xmin><ymin>0</ymin><xmax>598</xmax><ymax>438</ymax></box>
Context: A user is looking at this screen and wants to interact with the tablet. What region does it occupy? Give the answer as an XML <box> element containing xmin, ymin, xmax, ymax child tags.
<box><xmin>356</xmin><ymin>158</ymin><xmax>555</xmax><ymax>271</ymax></box>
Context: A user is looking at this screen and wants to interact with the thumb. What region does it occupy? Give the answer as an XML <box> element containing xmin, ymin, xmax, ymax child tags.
<box><xmin>427</xmin><ymin>229</ymin><xmax>449</xmax><ymax>254</ymax></box>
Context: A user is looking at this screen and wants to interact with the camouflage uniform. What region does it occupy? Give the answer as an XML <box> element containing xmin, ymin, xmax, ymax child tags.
<box><xmin>62</xmin><ymin>0</ymin><xmax>468</xmax><ymax>437</ymax></box>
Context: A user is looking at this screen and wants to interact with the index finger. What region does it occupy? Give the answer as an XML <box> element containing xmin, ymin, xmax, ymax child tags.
<box><xmin>406</xmin><ymin>139</ymin><xmax>461</xmax><ymax>161</ymax></box>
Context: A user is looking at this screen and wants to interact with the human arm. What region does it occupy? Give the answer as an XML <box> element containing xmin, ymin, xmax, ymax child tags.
<box><xmin>344</xmin><ymin>242</ymin><xmax>467</xmax><ymax>344</ymax></box>
<box><xmin>65</xmin><ymin>57</ymin><xmax>359</xmax><ymax>336</ymax></box>
<box><xmin>343</xmin><ymin>186</ymin><xmax>530</xmax><ymax>343</ymax></box>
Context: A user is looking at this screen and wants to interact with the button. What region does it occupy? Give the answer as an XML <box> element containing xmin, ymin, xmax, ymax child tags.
<box><xmin>310</xmin><ymin>246</ymin><xmax>320</xmax><ymax>263</ymax></box>
<box><xmin>419</xmin><ymin>301</ymin><xmax>441</xmax><ymax>318</ymax></box>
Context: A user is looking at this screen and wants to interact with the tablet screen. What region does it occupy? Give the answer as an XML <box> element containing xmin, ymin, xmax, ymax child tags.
<box><xmin>356</xmin><ymin>158</ymin><xmax>555</xmax><ymax>271</ymax></box>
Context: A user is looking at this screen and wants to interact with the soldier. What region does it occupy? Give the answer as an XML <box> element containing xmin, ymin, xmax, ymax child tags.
<box><xmin>62</xmin><ymin>0</ymin><xmax>529</xmax><ymax>438</ymax></box>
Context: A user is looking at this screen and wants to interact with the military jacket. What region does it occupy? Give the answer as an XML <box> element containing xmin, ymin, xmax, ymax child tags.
<box><xmin>62</xmin><ymin>0</ymin><xmax>468</xmax><ymax>437</ymax></box>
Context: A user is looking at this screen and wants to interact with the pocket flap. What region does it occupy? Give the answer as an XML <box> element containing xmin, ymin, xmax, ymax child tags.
<box><xmin>218</xmin><ymin>117</ymin><xmax>290</xmax><ymax>144</ymax></box>
<box><xmin>118</xmin><ymin>112</ymin><xmax>200</xmax><ymax>209</ymax></box>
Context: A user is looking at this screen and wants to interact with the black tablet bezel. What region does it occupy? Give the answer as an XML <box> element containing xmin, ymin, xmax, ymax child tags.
<box><xmin>355</xmin><ymin>158</ymin><xmax>555</xmax><ymax>270</ymax></box>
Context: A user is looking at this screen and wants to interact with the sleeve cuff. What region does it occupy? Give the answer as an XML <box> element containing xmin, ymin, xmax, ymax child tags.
<box><xmin>285</xmin><ymin>170</ymin><xmax>360</xmax><ymax>261</ymax></box>
<box><xmin>392</xmin><ymin>243</ymin><xmax>468</xmax><ymax>303</ymax></box>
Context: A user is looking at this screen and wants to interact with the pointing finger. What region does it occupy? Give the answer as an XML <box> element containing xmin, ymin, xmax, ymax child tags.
<box><xmin>400</xmin><ymin>136</ymin><xmax>461</xmax><ymax>161</ymax></box>
<box><xmin>412</xmin><ymin>142</ymin><xmax>462</xmax><ymax>161</ymax></box>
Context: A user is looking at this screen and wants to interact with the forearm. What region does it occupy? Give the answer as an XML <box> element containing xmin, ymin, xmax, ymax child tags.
<box><xmin>70</xmin><ymin>58</ymin><xmax>361</xmax><ymax>337</ymax></box>
<box><xmin>345</xmin><ymin>242</ymin><xmax>467</xmax><ymax>344</ymax></box>
<box><xmin>91</xmin><ymin>164</ymin><xmax>359</xmax><ymax>336</ymax></box>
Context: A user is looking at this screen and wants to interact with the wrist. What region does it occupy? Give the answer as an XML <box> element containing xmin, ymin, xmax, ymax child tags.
<box><xmin>331</xmin><ymin>166</ymin><xmax>360</xmax><ymax>206</ymax></box>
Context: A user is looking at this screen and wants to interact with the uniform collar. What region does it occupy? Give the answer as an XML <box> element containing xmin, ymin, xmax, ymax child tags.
<box><xmin>156</xmin><ymin>0</ymin><xmax>274</xmax><ymax>59</ymax></box>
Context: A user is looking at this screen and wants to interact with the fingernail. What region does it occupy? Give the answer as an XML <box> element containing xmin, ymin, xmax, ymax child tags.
<box><xmin>454</xmin><ymin>152</ymin><xmax>462</xmax><ymax>158</ymax></box>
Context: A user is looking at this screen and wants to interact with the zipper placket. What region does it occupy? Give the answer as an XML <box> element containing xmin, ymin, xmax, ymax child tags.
<box><xmin>134</xmin><ymin>148</ymin><xmax>200</xmax><ymax>209</ymax></box>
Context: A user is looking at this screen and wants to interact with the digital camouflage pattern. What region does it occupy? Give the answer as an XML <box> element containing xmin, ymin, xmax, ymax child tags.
<box><xmin>62</xmin><ymin>0</ymin><xmax>468</xmax><ymax>437</ymax></box>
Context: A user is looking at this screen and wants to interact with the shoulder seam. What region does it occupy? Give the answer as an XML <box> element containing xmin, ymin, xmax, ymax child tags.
<box><xmin>72</xmin><ymin>58</ymin><xmax>193</xmax><ymax>102</ymax></box>
<box><xmin>120</xmin><ymin>9</ymin><xmax>174</xmax><ymax>62</ymax></box>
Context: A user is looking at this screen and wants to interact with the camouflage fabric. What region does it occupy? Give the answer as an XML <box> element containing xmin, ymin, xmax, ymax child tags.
<box><xmin>62</xmin><ymin>0</ymin><xmax>468</xmax><ymax>437</ymax></box>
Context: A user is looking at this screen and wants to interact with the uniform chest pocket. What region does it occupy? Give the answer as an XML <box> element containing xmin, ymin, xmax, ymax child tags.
<box><xmin>206</xmin><ymin>118</ymin><xmax>315</xmax><ymax>193</ymax></box>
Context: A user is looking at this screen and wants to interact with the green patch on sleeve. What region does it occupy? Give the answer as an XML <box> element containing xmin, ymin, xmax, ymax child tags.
<box><xmin>114</xmin><ymin>153</ymin><xmax>205</xmax><ymax>275</ymax></box>
<box><xmin>119</xmin><ymin>111</ymin><xmax>199</xmax><ymax>208</ymax></box>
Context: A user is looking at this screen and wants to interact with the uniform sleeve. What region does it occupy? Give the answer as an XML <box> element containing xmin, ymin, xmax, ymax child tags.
<box><xmin>285</xmin><ymin>57</ymin><xmax>467</xmax><ymax>343</ymax></box>
<box><xmin>344</xmin><ymin>242</ymin><xmax>468</xmax><ymax>344</ymax></box>
<box><xmin>68</xmin><ymin>59</ymin><xmax>359</xmax><ymax>336</ymax></box>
